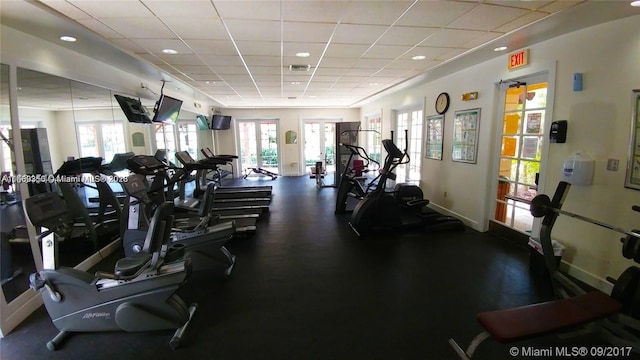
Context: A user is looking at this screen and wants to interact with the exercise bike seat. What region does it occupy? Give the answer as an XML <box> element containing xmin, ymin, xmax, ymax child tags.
<box><xmin>114</xmin><ymin>253</ymin><xmax>152</xmax><ymax>279</ymax></box>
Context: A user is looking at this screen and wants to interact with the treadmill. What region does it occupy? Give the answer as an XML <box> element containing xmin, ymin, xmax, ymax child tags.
<box><xmin>201</xmin><ymin>148</ymin><xmax>274</xmax><ymax>192</ymax></box>
<box><xmin>175</xmin><ymin>151</ymin><xmax>272</xmax><ymax>200</ymax></box>
<box><xmin>126</xmin><ymin>155</ymin><xmax>262</xmax><ymax>234</ymax></box>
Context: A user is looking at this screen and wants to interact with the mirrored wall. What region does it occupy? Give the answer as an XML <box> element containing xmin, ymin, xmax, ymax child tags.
<box><xmin>1</xmin><ymin>65</ymin><xmax>212</xmax><ymax>309</ymax></box>
<box><xmin>0</xmin><ymin>67</ymin><xmax>147</xmax><ymax>305</ymax></box>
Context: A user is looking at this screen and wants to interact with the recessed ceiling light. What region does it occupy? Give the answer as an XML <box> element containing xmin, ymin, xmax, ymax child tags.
<box><xmin>411</xmin><ymin>55</ymin><xmax>426</xmax><ymax>60</ymax></box>
<box><xmin>309</xmin><ymin>95</ymin><xmax>317</xmax><ymax>98</ymax></box>
<box><xmin>296</xmin><ymin>52</ymin><xmax>310</xmax><ymax>58</ymax></box>
<box><xmin>162</xmin><ymin>49</ymin><xmax>178</xmax><ymax>54</ymax></box>
<box><xmin>631</xmin><ymin>0</ymin><xmax>640</xmax><ymax>6</ymax></box>
<box><xmin>291</xmin><ymin>81</ymin><xmax>301</xmax><ymax>85</ymax></box>
<box><xmin>494</xmin><ymin>46</ymin><xmax>508</xmax><ymax>52</ymax></box>
<box><xmin>369</xmin><ymin>83</ymin><xmax>379</xmax><ymax>86</ymax></box>
<box><xmin>60</xmin><ymin>35</ymin><xmax>76</xmax><ymax>42</ymax></box>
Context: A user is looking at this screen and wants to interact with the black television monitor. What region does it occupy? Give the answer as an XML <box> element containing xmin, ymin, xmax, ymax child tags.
<box><xmin>114</xmin><ymin>94</ymin><xmax>152</xmax><ymax>124</ymax></box>
<box><xmin>196</xmin><ymin>115</ymin><xmax>210</xmax><ymax>130</ymax></box>
<box><xmin>152</xmin><ymin>94</ymin><xmax>183</xmax><ymax>123</ymax></box>
<box><xmin>211</xmin><ymin>115</ymin><xmax>232</xmax><ymax>130</ymax></box>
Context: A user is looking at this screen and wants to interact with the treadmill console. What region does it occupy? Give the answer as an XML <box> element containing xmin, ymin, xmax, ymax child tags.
<box><xmin>127</xmin><ymin>155</ymin><xmax>167</xmax><ymax>175</ymax></box>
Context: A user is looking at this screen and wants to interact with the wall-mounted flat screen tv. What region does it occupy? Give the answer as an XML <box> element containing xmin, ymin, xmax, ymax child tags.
<box><xmin>114</xmin><ymin>94</ymin><xmax>152</xmax><ymax>124</ymax></box>
<box><xmin>211</xmin><ymin>115</ymin><xmax>232</xmax><ymax>130</ymax></box>
<box><xmin>152</xmin><ymin>94</ymin><xmax>183</xmax><ymax>123</ymax></box>
<box><xmin>196</xmin><ymin>115</ymin><xmax>210</xmax><ymax>130</ymax></box>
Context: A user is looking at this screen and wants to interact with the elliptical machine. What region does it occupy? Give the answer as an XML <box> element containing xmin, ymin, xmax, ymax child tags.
<box><xmin>25</xmin><ymin>192</ymin><xmax>197</xmax><ymax>350</ymax></box>
<box><xmin>335</xmin><ymin>142</ymin><xmax>380</xmax><ymax>214</ymax></box>
<box><xmin>349</xmin><ymin>132</ymin><xmax>464</xmax><ymax>237</ymax></box>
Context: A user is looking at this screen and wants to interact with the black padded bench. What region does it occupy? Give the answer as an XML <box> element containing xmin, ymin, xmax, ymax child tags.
<box><xmin>449</xmin><ymin>291</ymin><xmax>622</xmax><ymax>359</ymax></box>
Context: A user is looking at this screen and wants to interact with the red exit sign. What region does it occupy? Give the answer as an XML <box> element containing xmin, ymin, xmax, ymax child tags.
<box><xmin>508</xmin><ymin>49</ymin><xmax>529</xmax><ymax>70</ymax></box>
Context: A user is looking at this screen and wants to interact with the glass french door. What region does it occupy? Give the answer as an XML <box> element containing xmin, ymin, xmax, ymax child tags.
<box><xmin>238</xmin><ymin>120</ymin><xmax>279</xmax><ymax>176</ymax></box>
<box><xmin>76</xmin><ymin>122</ymin><xmax>126</xmax><ymax>162</ymax></box>
<box><xmin>395</xmin><ymin>107</ymin><xmax>423</xmax><ymax>182</ymax></box>
<box><xmin>494</xmin><ymin>76</ymin><xmax>548</xmax><ymax>234</ymax></box>
<box><xmin>303</xmin><ymin>120</ymin><xmax>336</xmax><ymax>184</ymax></box>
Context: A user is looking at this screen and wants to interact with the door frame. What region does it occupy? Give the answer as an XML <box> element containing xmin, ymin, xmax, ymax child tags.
<box><xmin>488</xmin><ymin>61</ymin><xmax>557</xmax><ymax>236</ymax></box>
<box><xmin>299</xmin><ymin>118</ymin><xmax>342</xmax><ymax>176</ymax></box>
<box><xmin>235</xmin><ymin>118</ymin><xmax>281</xmax><ymax>176</ymax></box>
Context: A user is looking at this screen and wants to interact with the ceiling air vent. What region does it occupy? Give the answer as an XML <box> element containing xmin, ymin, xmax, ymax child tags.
<box><xmin>289</xmin><ymin>64</ymin><xmax>310</xmax><ymax>72</ymax></box>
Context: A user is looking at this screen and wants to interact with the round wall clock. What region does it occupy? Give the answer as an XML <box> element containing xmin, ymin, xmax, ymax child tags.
<box><xmin>435</xmin><ymin>92</ymin><xmax>450</xmax><ymax>114</ymax></box>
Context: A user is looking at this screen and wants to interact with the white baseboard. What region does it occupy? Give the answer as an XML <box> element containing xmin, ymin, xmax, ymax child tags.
<box><xmin>560</xmin><ymin>261</ymin><xmax>614</xmax><ymax>294</ymax></box>
<box><xmin>429</xmin><ymin>202</ymin><xmax>480</xmax><ymax>230</ymax></box>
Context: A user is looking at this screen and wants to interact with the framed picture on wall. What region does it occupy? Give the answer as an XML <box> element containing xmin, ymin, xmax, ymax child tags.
<box><xmin>452</xmin><ymin>108</ymin><xmax>480</xmax><ymax>164</ymax></box>
<box><xmin>425</xmin><ymin>114</ymin><xmax>444</xmax><ymax>160</ymax></box>
<box><xmin>625</xmin><ymin>89</ymin><xmax>640</xmax><ymax>190</ymax></box>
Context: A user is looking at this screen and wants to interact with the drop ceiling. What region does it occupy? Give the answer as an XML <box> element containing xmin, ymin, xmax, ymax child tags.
<box><xmin>1</xmin><ymin>0</ymin><xmax>638</xmax><ymax>109</ymax></box>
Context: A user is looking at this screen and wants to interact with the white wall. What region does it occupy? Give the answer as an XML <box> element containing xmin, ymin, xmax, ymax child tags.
<box><xmin>215</xmin><ymin>108</ymin><xmax>359</xmax><ymax>176</ymax></box>
<box><xmin>360</xmin><ymin>15</ymin><xmax>640</xmax><ymax>290</ymax></box>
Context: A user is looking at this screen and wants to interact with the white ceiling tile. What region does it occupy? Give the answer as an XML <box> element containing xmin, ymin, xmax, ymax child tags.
<box><xmin>132</xmin><ymin>39</ymin><xmax>194</xmax><ymax>54</ymax></box>
<box><xmin>320</xmin><ymin>57</ymin><xmax>358</xmax><ymax>68</ymax></box>
<box><xmin>214</xmin><ymin>1</ymin><xmax>281</xmax><ymax>20</ymax></box>
<box><xmin>494</xmin><ymin>12</ymin><xmax>548</xmax><ymax>34</ymax></box>
<box><xmin>224</xmin><ymin>19</ymin><xmax>281</xmax><ymax>42</ymax></box>
<box><xmin>485</xmin><ymin>1</ymin><xmax>553</xmax><ymax>11</ymax></box>
<box><xmin>363</xmin><ymin>44</ymin><xmax>413</xmax><ymax>59</ymax></box>
<box><xmin>420</xmin><ymin>29</ymin><xmax>485</xmax><ymax>48</ymax></box>
<box><xmin>403</xmin><ymin>46</ymin><xmax>452</xmax><ymax>61</ymax></box>
<box><xmin>435</xmin><ymin>48</ymin><xmax>469</xmax><ymax>62</ymax></box>
<box><xmin>281</xmin><ymin>1</ymin><xmax>346</xmax><ymax>23</ymax></box>
<box><xmin>324</xmin><ymin>44</ymin><xmax>369</xmax><ymax>58</ymax></box>
<box><xmin>255</xmin><ymin>81</ymin><xmax>282</xmax><ymax>87</ymax></box>
<box><xmin>332</xmin><ymin>24</ymin><xmax>388</xmax><ymax>44</ymax></box>
<box><xmin>311</xmin><ymin>75</ymin><xmax>340</xmax><ymax>82</ymax></box>
<box><xmin>373</xmin><ymin>69</ymin><xmax>413</xmax><ymax>77</ymax></box>
<box><xmin>99</xmin><ymin>17</ymin><xmax>176</xmax><ymax>38</ymax></box>
<box><xmin>253</xmin><ymin>75</ymin><xmax>281</xmax><ymax>82</ymax></box>
<box><xmin>396</xmin><ymin>1</ymin><xmax>477</xmax><ymax>27</ymax></box>
<box><xmin>283</xmin><ymin>42</ymin><xmax>327</xmax><ymax>59</ymax></box>
<box><xmin>353</xmin><ymin>58</ymin><xmax>393</xmax><ymax>69</ymax></box>
<box><xmin>174</xmin><ymin>65</ymin><xmax>215</xmax><ymax>74</ymax></box>
<box><xmin>243</xmin><ymin>56</ymin><xmax>281</xmax><ymax>67</ymax></box>
<box><xmin>537</xmin><ymin>0</ymin><xmax>583</xmax><ymax>13</ymax></box>
<box><xmin>184</xmin><ymin>39</ymin><xmax>237</xmax><ymax>55</ymax></box>
<box><xmin>462</xmin><ymin>32</ymin><xmax>503</xmax><ymax>49</ymax></box>
<box><xmin>341</xmin><ymin>1</ymin><xmax>414</xmax><ymax>25</ymax></box>
<box><xmin>236</xmin><ymin>41</ymin><xmax>281</xmax><ymax>56</ymax></box>
<box><xmin>77</xmin><ymin>19</ymin><xmax>124</xmax><ymax>39</ymax></box>
<box><xmin>200</xmin><ymin>55</ymin><xmax>244</xmax><ymax>66</ymax></box>
<box><xmin>314</xmin><ymin>68</ymin><xmax>349</xmax><ymax>76</ymax></box>
<box><xmin>110</xmin><ymin>38</ymin><xmax>147</xmax><ymax>54</ymax></box>
<box><xmin>137</xmin><ymin>53</ymin><xmax>166</xmax><ymax>65</ymax></box>
<box><xmin>247</xmin><ymin>66</ymin><xmax>281</xmax><ymax>75</ymax></box>
<box><xmin>284</xmin><ymin>75</ymin><xmax>310</xmax><ymax>82</ymax></box>
<box><xmin>142</xmin><ymin>1</ymin><xmax>218</xmax><ymax>18</ymax></box>
<box><xmin>448</xmin><ymin>4</ymin><xmax>529</xmax><ymax>31</ymax></box>
<box><xmin>163</xmin><ymin>18</ymin><xmax>229</xmax><ymax>40</ymax></box>
<box><xmin>386</xmin><ymin>59</ymin><xmax>440</xmax><ymax>71</ymax></box>
<box><xmin>39</xmin><ymin>0</ymin><xmax>91</xmax><ymax>19</ymax></box>
<box><xmin>68</xmin><ymin>0</ymin><xmax>154</xmax><ymax>18</ymax></box>
<box><xmin>283</xmin><ymin>22</ymin><xmax>336</xmax><ymax>43</ymax></box>
<box><xmin>155</xmin><ymin>54</ymin><xmax>203</xmax><ymax>65</ymax></box>
<box><xmin>376</xmin><ymin>26</ymin><xmax>438</xmax><ymax>46</ymax></box>
<box><xmin>345</xmin><ymin>68</ymin><xmax>379</xmax><ymax>77</ymax></box>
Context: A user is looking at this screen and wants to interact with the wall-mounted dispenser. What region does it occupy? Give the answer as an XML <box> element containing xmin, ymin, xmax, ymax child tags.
<box><xmin>562</xmin><ymin>152</ymin><xmax>594</xmax><ymax>185</ymax></box>
<box><xmin>550</xmin><ymin>120</ymin><xmax>567</xmax><ymax>143</ymax></box>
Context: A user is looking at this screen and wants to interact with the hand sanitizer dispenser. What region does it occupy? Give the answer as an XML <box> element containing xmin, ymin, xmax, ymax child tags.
<box><xmin>562</xmin><ymin>152</ymin><xmax>594</xmax><ymax>185</ymax></box>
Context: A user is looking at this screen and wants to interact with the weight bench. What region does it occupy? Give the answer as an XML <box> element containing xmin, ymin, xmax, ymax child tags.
<box><xmin>449</xmin><ymin>291</ymin><xmax>622</xmax><ymax>359</ymax></box>
<box><xmin>243</xmin><ymin>167</ymin><xmax>277</xmax><ymax>180</ymax></box>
